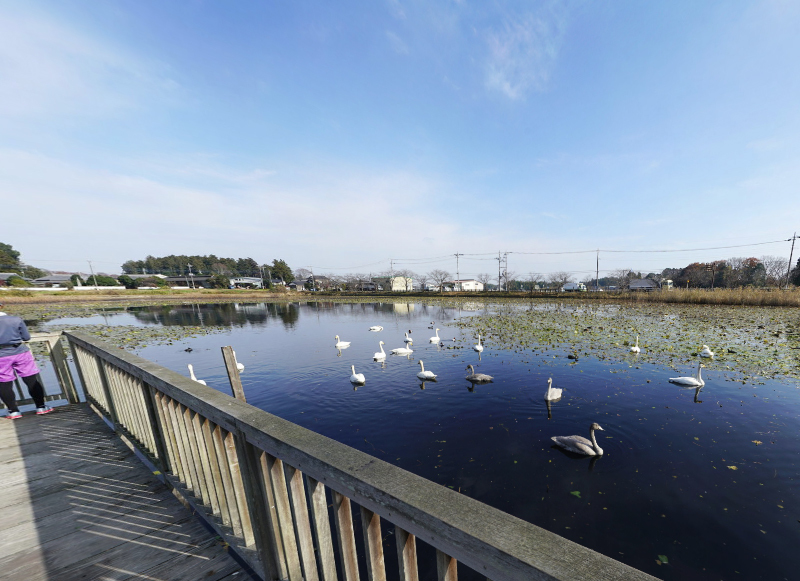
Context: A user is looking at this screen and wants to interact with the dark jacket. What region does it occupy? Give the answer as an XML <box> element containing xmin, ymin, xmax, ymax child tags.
<box><xmin>0</xmin><ymin>315</ymin><xmax>31</xmax><ymax>357</ymax></box>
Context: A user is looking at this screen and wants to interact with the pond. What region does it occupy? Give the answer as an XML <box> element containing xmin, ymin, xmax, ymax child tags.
<box><xmin>35</xmin><ymin>300</ymin><xmax>800</xmax><ymax>580</ymax></box>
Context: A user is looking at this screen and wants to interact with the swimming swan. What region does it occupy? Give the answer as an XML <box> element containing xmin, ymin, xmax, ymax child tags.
<box><xmin>417</xmin><ymin>360</ymin><xmax>437</xmax><ymax>380</ymax></box>
<box><xmin>369</xmin><ymin>326</ymin><xmax>384</xmax><ymax>332</ymax></box>
<box><xmin>334</xmin><ymin>335</ymin><xmax>351</xmax><ymax>348</ymax></box>
<box><xmin>373</xmin><ymin>341</ymin><xmax>386</xmax><ymax>360</ymax></box>
<box><xmin>544</xmin><ymin>378</ymin><xmax>562</xmax><ymax>401</ymax></box>
<box><xmin>233</xmin><ymin>350</ymin><xmax>245</xmax><ymax>372</ymax></box>
<box><xmin>187</xmin><ymin>364</ymin><xmax>207</xmax><ymax>386</ymax></box>
<box><xmin>669</xmin><ymin>362</ymin><xmax>705</xmax><ymax>387</ymax></box>
<box><xmin>404</xmin><ymin>332</ymin><xmax>413</xmax><ymax>344</ymax></box>
<box><xmin>465</xmin><ymin>364</ymin><xmax>493</xmax><ymax>383</ymax></box>
<box><xmin>699</xmin><ymin>345</ymin><xmax>714</xmax><ymax>358</ymax></box>
<box><xmin>391</xmin><ymin>344</ymin><xmax>413</xmax><ymax>355</ymax></box>
<box><xmin>349</xmin><ymin>365</ymin><xmax>365</xmax><ymax>385</ymax></box>
<box><xmin>551</xmin><ymin>423</ymin><xmax>605</xmax><ymax>456</ymax></box>
<box><xmin>474</xmin><ymin>334</ymin><xmax>484</xmax><ymax>352</ymax></box>
<box><xmin>630</xmin><ymin>335</ymin><xmax>640</xmax><ymax>354</ymax></box>
<box><xmin>430</xmin><ymin>328</ymin><xmax>441</xmax><ymax>343</ymax></box>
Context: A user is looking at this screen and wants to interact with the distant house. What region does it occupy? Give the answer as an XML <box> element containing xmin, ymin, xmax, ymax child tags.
<box><xmin>126</xmin><ymin>274</ymin><xmax>167</xmax><ymax>280</ymax></box>
<box><xmin>305</xmin><ymin>275</ymin><xmax>333</xmax><ymax>290</ymax></box>
<box><xmin>230</xmin><ymin>276</ymin><xmax>264</xmax><ymax>288</ymax></box>
<box><xmin>164</xmin><ymin>275</ymin><xmax>213</xmax><ymax>288</ymax></box>
<box><xmin>445</xmin><ymin>279</ymin><xmax>484</xmax><ymax>292</ymax></box>
<box><xmin>628</xmin><ymin>279</ymin><xmax>660</xmax><ymax>292</ymax></box>
<box><xmin>0</xmin><ymin>273</ymin><xmax>21</xmax><ymax>287</ymax></box>
<box><xmin>32</xmin><ymin>274</ymin><xmax>74</xmax><ymax>288</ymax></box>
<box><xmin>372</xmin><ymin>276</ymin><xmax>413</xmax><ymax>292</ymax></box>
<box><xmin>288</xmin><ymin>280</ymin><xmax>307</xmax><ymax>291</ymax></box>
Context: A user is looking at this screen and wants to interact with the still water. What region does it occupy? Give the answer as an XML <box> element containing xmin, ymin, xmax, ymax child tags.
<box><xmin>43</xmin><ymin>301</ymin><xmax>800</xmax><ymax>580</ymax></box>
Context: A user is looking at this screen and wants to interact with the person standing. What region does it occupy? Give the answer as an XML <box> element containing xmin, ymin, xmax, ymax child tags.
<box><xmin>0</xmin><ymin>305</ymin><xmax>52</xmax><ymax>419</ymax></box>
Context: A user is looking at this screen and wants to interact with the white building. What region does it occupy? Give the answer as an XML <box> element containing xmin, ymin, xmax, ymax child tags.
<box><xmin>373</xmin><ymin>276</ymin><xmax>413</xmax><ymax>292</ymax></box>
<box><xmin>446</xmin><ymin>279</ymin><xmax>484</xmax><ymax>292</ymax></box>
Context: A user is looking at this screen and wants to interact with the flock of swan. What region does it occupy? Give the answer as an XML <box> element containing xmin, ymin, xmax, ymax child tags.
<box><xmin>185</xmin><ymin>325</ymin><xmax>716</xmax><ymax>460</ymax></box>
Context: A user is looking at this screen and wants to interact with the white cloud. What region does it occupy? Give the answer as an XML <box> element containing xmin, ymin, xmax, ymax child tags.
<box><xmin>0</xmin><ymin>6</ymin><xmax>179</xmax><ymax>119</ymax></box>
<box><xmin>386</xmin><ymin>31</ymin><xmax>410</xmax><ymax>55</ymax></box>
<box><xmin>483</xmin><ymin>4</ymin><xmax>570</xmax><ymax>99</ymax></box>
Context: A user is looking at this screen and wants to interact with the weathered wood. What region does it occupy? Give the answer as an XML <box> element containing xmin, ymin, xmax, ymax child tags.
<box><xmin>332</xmin><ymin>491</ymin><xmax>360</xmax><ymax>581</ymax></box>
<box><xmin>65</xmin><ymin>331</ymin><xmax>661</xmax><ymax>581</ymax></box>
<box><xmin>306</xmin><ymin>476</ymin><xmax>339</xmax><ymax>581</ymax></box>
<box><xmin>285</xmin><ymin>464</ymin><xmax>320</xmax><ymax>581</ymax></box>
<box><xmin>46</xmin><ymin>335</ymin><xmax>79</xmax><ymax>403</ymax></box>
<box><xmin>143</xmin><ymin>383</ymin><xmax>170</xmax><ymax>473</ymax></box>
<box><xmin>166</xmin><ymin>397</ymin><xmax>192</xmax><ymax>489</ymax></box>
<box><xmin>192</xmin><ymin>410</ymin><xmax>221</xmax><ymax>516</ymax></box>
<box><xmin>221</xmin><ymin>345</ymin><xmax>246</xmax><ymax>402</ymax></box>
<box><xmin>156</xmin><ymin>392</ymin><xmax>184</xmax><ymax>482</ymax></box>
<box><xmin>361</xmin><ymin>507</ymin><xmax>387</xmax><ymax>581</ymax></box>
<box><xmin>233</xmin><ymin>433</ymin><xmax>281</xmax><ymax>580</ymax></box>
<box><xmin>223</xmin><ymin>430</ymin><xmax>255</xmax><ymax>547</ymax></box>
<box><xmin>395</xmin><ymin>527</ymin><xmax>419</xmax><ymax>581</ymax></box>
<box><xmin>182</xmin><ymin>406</ymin><xmax>209</xmax><ymax>503</ymax></box>
<box><xmin>264</xmin><ymin>453</ymin><xmax>303</xmax><ymax>580</ymax></box>
<box><xmin>211</xmin><ymin>424</ymin><xmax>243</xmax><ymax>536</ymax></box>
<box><xmin>437</xmin><ymin>550</ymin><xmax>457</xmax><ymax>581</ymax></box>
<box><xmin>201</xmin><ymin>418</ymin><xmax>230</xmax><ymax>526</ymax></box>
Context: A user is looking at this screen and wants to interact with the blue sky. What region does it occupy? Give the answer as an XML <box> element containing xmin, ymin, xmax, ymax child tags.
<box><xmin>2</xmin><ymin>0</ymin><xmax>799</xmax><ymax>280</ymax></box>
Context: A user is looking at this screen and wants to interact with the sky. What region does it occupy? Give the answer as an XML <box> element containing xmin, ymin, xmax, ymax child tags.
<box><xmin>2</xmin><ymin>0</ymin><xmax>799</xmax><ymax>281</ymax></box>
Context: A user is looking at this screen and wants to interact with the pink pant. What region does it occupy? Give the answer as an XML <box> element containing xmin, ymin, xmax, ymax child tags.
<box><xmin>0</xmin><ymin>351</ymin><xmax>41</xmax><ymax>382</ymax></box>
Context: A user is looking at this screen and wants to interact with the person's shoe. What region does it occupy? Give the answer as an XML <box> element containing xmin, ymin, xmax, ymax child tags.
<box><xmin>5</xmin><ymin>411</ymin><xmax>22</xmax><ymax>419</ymax></box>
<box><xmin>35</xmin><ymin>406</ymin><xmax>53</xmax><ymax>415</ymax></box>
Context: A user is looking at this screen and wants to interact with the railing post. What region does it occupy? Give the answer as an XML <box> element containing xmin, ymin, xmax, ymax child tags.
<box><xmin>46</xmin><ymin>334</ymin><xmax>79</xmax><ymax>403</ymax></box>
<box><xmin>232</xmin><ymin>430</ymin><xmax>281</xmax><ymax>580</ymax></box>
<box><xmin>142</xmin><ymin>384</ymin><xmax>171</xmax><ymax>474</ymax></box>
<box><xmin>95</xmin><ymin>356</ymin><xmax>120</xmax><ymax>428</ymax></box>
<box><xmin>221</xmin><ymin>346</ymin><xmax>246</xmax><ymax>402</ymax></box>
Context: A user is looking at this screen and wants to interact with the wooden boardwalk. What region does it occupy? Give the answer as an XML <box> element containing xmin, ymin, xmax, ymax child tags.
<box><xmin>0</xmin><ymin>404</ymin><xmax>251</xmax><ymax>581</ymax></box>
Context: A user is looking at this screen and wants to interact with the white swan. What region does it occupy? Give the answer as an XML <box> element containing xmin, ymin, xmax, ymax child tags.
<box><xmin>334</xmin><ymin>335</ymin><xmax>351</xmax><ymax>348</ymax></box>
<box><xmin>699</xmin><ymin>345</ymin><xmax>714</xmax><ymax>358</ymax></box>
<box><xmin>474</xmin><ymin>334</ymin><xmax>484</xmax><ymax>352</ymax></box>
<box><xmin>669</xmin><ymin>362</ymin><xmax>705</xmax><ymax>387</ymax></box>
<box><xmin>187</xmin><ymin>364</ymin><xmax>207</xmax><ymax>386</ymax></box>
<box><xmin>373</xmin><ymin>341</ymin><xmax>386</xmax><ymax>360</ymax></box>
<box><xmin>630</xmin><ymin>335</ymin><xmax>640</xmax><ymax>354</ymax></box>
<box><xmin>417</xmin><ymin>360</ymin><xmax>437</xmax><ymax>380</ymax></box>
<box><xmin>369</xmin><ymin>326</ymin><xmax>384</xmax><ymax>332</ymax></box>
<box><xmin>429</xmin><ymin>328</ymin><xmax>441</xmax><ymax>343</ymax></box>
<box><xmin>390</xmin><ymin>344</ymin><xmax>413</xmax><ymax>355</ymax></box>
<box><xmin>349</xmin><ymin>365</ymin><xmax>365</xmax><ymax>385</ymax></box>
<box><xmin>551</xmin><ymin>423</ymin><xmax>605</xmax><ymax>456</ymax></box>
<box><xmin>544</xmin><ymin>378</ymin><xmax>562</xmax><ymax>401</ymax></box>
<box><xmin>233</xmin><ymin>350</ymin><xmax>245</xmax><ymax>372</ymax></box>
<box><xmin>404</xmin><ymin>331</ymin><xmax>413</xmax><ymax>344</ymax></box>
<box><xmin>465</xmin><ymin>364</ymin><xmax>492</xmax><ymax>383</ymax></box>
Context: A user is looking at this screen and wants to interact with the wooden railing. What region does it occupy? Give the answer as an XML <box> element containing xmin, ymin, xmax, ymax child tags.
<box><xmin>0</xmin><ymin>332</ymin><xmax>80</xmax><ymax>409</ymax></box>
<box><xmin>65</xmin><ymin>330</ymin><xmax>656</xmax><ymax>581</ymax></box>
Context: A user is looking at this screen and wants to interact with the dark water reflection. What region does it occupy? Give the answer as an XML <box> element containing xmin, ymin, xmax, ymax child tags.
<box><xmin>50</xmin><ymin>301</ymin><xmax>800</xmax><ymax>580</ymax></box>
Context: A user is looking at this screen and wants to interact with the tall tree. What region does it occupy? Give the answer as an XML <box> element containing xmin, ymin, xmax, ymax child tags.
<box><xmin>476</xmin><ymin>273</ymin><xmax>493</xmax><ymax>291</ymax></box>
<box><xmin>548</xmin><ymin>271</ymin><xmax>574</xmax><ymax>290</ymax></box>
<box><xmin>271</xmin><ymin>259</ymin><xmax>293</xmax><ymax>283</ymax></box>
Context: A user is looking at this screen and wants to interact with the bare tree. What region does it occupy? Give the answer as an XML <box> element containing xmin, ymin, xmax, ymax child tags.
<box><xmin>428</xmin><ymin>269</ymin><xmax>451</xmax><ymax>293</ymax></box>
<box><xmin>294</xmin><ymin>268</ymin><xmax>311</xmax><ymax>282</ymax></box>
<box><xmin>476</xmin><ymin>272</ymin><xmax>493</xmax><ymax>291</ymax></box>
<box><xmin>548</xmin><ymin>271</ymin><xmax>574</xmax><ymax>290</ymax></box>
<box><xmin>608</xmin><ymin>268</ymin><xmax>635</xmax><ymax>290</ymax></box>
<box><xmin>416</xmin><ymin>272</ymin><xmax>430</xmax><ymax>291</ymax></box>
<box><xmin>761</xmin><ymin>255</ymin><xmax>789</xmax><ymax>287</ymax></box>
<box><xmin>526</xmin><ymin>272</ymin><xmax>544</xmax><ymax>294</ymax></box>
<box><xmin>501</xmin><ymin>270</ymin><xmax>518</xmax><ymax>291</ymax></box>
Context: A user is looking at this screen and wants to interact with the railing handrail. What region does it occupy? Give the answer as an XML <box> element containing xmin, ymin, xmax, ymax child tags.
<box><xmin>65</xmin><ymin>330</ymin><xmax>656</xmax><ymax>581</ymax></box>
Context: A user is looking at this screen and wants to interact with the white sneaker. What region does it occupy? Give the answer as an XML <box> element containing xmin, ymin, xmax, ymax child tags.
<box><xmin>5</xmin><ymin>411</ymin><xmax>22</xmax><ymax>419</ymax></box>
<box><xmin>35</xmin><ymin>406</ymin><xmax>53</xmax><ymax>415</ymax></box>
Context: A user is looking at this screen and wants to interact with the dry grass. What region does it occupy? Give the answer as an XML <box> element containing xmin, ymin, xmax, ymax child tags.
<box><xmin>616</xmin><ymin>287</ymin><xmax>800</xmax><ymax>307</ymax></box>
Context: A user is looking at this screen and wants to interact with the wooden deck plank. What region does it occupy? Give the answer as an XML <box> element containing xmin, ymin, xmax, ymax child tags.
<box><xmin>0</xmin><ymin>404</ymin><xmax>251</xmax><ymax>581</ymax></box>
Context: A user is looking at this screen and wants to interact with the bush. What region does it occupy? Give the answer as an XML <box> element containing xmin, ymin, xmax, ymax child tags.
<box><xmin>117</xmin><ymin>275</ymin><xmax>139</xmax><ymax>289</ymax></box>
<box><xmin>210</xmin><ymin>274</ymin><xmax>230</xmax><ymax>289</ymax></box>
<box><xmin>7</xmin><ymin>275</ymin><xmax>27</xmax><ymax>287</ymax></box>
<box><xmin>85</xmin><ymin>275</ymin><xmax>119</xmax><ymax>286</ymax></box>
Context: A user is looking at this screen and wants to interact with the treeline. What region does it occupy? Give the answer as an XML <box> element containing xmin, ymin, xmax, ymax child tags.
<box><xmin>660</xmin><ymin>256</ymin><xmax>793</xmax><ymax>288</ymax></box>
<box><xmin>121</xmin><ymin>255</ymin><xmax>293</xmax><ymax>281</ymax></box>
<box><xmin>0</xmin><ymin>242</ymin><xmax>48</xmax><ymax>280</ymax></box>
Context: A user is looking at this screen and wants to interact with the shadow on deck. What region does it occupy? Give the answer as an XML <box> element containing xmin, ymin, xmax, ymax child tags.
<box><xmin>0</xmin><ymin>404</ymin><xmax>250</xmax><ymax>581</ymax></box>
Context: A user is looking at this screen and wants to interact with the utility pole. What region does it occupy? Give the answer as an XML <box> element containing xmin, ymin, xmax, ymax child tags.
<box><xmin>454</xmin><ymin>253</ymin><xmax>463</xmax><ymax>292</ymax></box>
<box><xmin>496</xmin><ymin>251</ymin><xmax>502</xmax><ymax>292</ymax></box>
<box><xmin>187</xmin><ymin>263</ymin><xmax>195</xmax><ymax>289</ymax></box>
<box><xmin>390</xmin><ymin>259</ymin><xmax>394</xmax><ymax>292</ymax></box>
<box><xmin>595</xmin><ymin>249</ymin><xmax>600</xmax><ymax>291</ymax></box>
<box><xmin>87</xmin><ymin>260</ymin><xmax>99</xmax><ymax>292</ymax></box>
<box><xmin>309</xmin><ymin>266</ymin><xmax>316</xmax><ymax>291</ymax></box>
<box><xmin>503</xmin><ymin>252</ymin><xmax>509</xmax><ymax>291</ymax></box>
<box><xmin>786</xmin><ymin>232</ymin><xmax>797</xmax><ymax>289</ymax></box>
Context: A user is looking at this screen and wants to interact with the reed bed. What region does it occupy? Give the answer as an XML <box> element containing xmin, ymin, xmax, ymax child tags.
<box><xmin>616</xmin><ymin>287</ymin><xmax>800</xmax><ymax>307</ymax></box>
